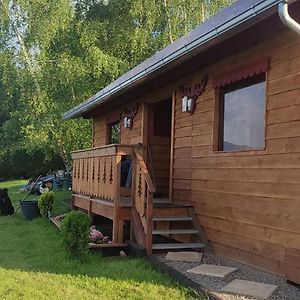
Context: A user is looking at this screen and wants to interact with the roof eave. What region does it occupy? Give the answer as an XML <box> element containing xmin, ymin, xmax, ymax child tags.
<box><xmin>63</xmin><ymin>0</ymin><xmax>295</xmax><ymax>120</ymax></box>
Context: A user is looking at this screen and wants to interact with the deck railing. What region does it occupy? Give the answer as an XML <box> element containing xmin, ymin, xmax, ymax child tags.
<box><xmin>71</xmin><ymin>144</ymin><xmax>155</xmax><ymax>253</ymax></box>
<box><xmin>72</xmin><ymin>144</ymin><xmax>133</xmax><ymax>201</ymax></box>
<box><xmin>132</xmin><ymin>147</ymin><xmax>156</xmax><ymax>255</ymax></box>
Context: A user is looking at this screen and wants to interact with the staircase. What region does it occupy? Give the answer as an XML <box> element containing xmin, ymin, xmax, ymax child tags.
<box><xmin>151</xmin><ymin>200</ymin><xmax>212</xmax><ymax>253</ymax></box>
<box><xmin>131</xmin><ymin>147</ymin><xmax>211</xmax><ymax>255</ymax></box>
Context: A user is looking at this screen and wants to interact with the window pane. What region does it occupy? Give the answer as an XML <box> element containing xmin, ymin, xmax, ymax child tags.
<box><xmin>110</xmin><ymin>122</ymin><xmax>120</xmax><ymax>144</ymax></box>
<box><xmin>223</xmin><ymin>81</ymin><xmax>266</xmax><ymax>151</ymax></box>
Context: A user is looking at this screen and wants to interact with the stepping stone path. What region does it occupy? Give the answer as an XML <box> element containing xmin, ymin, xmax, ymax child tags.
<box><xmin>165</xmin><ymin>251</ymin><xmax>203</xmax><ymax>262</ymax></box>
<box><xmin>187</xmin><ymin>264</ymin><xmax>238</xmax><ymax>278</ymax></box>
<box><xmin>221</xmin><ymin>279</ymin><xmax>278</xmax><ymax>299</ymax></box>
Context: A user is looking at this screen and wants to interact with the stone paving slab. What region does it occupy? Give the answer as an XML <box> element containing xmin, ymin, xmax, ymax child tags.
<box><xmin>165</xmin><ymin>251</ymin><xmax>203</xmax><ymax>262</ymax></box>
<box><xmin>221</xmin><ymin>279</ymin><xmax>278</xmax><ymax>299</ymax></box>
<box><xmin>187</xmin><ymin>264</ymin><xmax>238</xmax><ymax>278</ymax></box>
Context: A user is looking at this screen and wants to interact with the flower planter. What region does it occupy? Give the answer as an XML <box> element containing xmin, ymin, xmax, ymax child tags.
<box><xmin>20</xmin><ymin>201</ymin><xmax>40</xmax><ymax>220</ymax></box>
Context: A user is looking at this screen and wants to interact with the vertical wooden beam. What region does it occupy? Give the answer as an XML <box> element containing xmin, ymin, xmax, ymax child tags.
<box><xmin>130</xmin><ymin>155</ymin><xmax>137</xmax><ymax>241</ymax></box>
<box><xmin>146</xmin><ymin>191</ymin><xmax>153</xmax><ymax>255</ymax></box>
<box><xmin>169</xmin><ymin>91</ymin><xmax>176</xmax><ymax>201</ymax></box>
<box><xmin>213</xmin><ymin>88</ymin><xmax>222</xmax><ymax>151</ymax></box>
<box><xmin>141</xmin><ymin>102</ymin><xmax>149</xmax><ymax>161</ymax></box>
<box><xmin>92</xmin><ymin>118</ymin><xmax>95</xmax><ymax>148</ymax></box>
<box><xmin>112</xmin><ymin>154</ymin><xmax>122</xmax><ymax>243</ymax></box>
<box><xmin>88</xmin><ymin>198</ymin><xmax>92</xmax><ymax>217</ymax></box>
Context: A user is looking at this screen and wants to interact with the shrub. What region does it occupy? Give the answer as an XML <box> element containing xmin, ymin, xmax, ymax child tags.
<box><xmin>38</xmin><ymin>191</ymin><xmax>55</xmax><ymax>218</ymax></box>
<box><xmin>61</xmin><ymin>211</ymin><xmax>91</xmax><ymax>259</ymax></box>
<box><xmin>0</xmin><ymin>146</ymin><xmax>65</xmax><ymax>180</ymax></box>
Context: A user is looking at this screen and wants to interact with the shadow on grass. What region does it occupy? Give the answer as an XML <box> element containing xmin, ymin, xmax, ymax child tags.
<box><xmin>0</xmin><ymin>183</ymin><xmax>200</xmax><ymax>299</ymax></box>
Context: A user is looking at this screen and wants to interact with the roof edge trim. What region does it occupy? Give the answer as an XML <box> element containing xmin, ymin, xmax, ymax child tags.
<box><xmin>63</xmin><ymin>0</ymin><xmax>291</xmax><ymax>120</ymax></box>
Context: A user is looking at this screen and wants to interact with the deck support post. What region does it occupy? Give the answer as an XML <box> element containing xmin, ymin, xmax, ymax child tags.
<box><xmin>112</xmin><ymin>154</ymin><xmax>122</xmax><ymax>244</ymax></box>
<box><xmin>146</xmin><ymin>191</ymin><xmax>153</xmax><ymax>255</ymax></box>
<box><xmin>130</xmin><ymin>155</ymin><xmax>137</xmax><ymax>242</ymax></box>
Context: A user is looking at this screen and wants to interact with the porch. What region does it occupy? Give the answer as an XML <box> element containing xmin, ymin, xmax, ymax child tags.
<box><xmin>71</xmin><ymin>144</ymin><xmax>210</xmax><ymax>254</ymax></box>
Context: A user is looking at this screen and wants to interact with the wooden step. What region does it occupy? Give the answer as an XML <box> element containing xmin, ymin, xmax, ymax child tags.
<box><xmin>153</xmin><ymin>202</ymin><xmax>193</xmax><ymax>209</ymax></box>
<box><xmin>153</xmin><ymin>207</ymin><xmax>187</xmax><ymax>217</ymax></box>
<box><xmin>152</xmin><ymin>243</ymin><xmax>205</xmax><ymax>250</ymax></box>
<box><xmin>152</xmin><ymin>229</ymin><xmax>199</xmax><ymax>235</ymax></box>
<box><xmin>153</xmin><ymin>216</ymin><xmax>193</xmax><ymax>222</ymax></box>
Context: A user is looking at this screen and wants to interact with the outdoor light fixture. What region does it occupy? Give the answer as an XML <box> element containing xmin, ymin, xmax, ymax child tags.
<box><xmin>181</xmin><ymin>96</ymin><xmax>195</xmax><ymax>113</ymax></box>
<box><xmin>180</xmin><ymin>75</ymin><xmax>208</xmax><ymax>115</ymax></box>
<box><xmin>123</xmin><ymin>104</ymin><xmax>139</xmax><ymax>130</ymax></box>
<box><xmin>124</xmin><ymin>116</ymin><xmax>132</xmax><ymax>128</ymax></box>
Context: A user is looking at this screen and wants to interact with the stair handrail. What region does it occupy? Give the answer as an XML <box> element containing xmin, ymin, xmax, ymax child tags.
<box><xmin>133</xmin><ymin>147</ymin><xmax>156</xmax><ymax>254</ymax></box>
<box><xmin>133</xmin><ymin>147</ymin><xmax>156</xmax><ymax>194</ymax></box>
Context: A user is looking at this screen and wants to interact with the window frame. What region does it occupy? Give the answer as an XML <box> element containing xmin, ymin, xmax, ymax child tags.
<box><xmin>214</xmin><ymin>73</ymin><xmax>267</xmax><ymax>153</ymax></box>
<box><xmin>106</xmin><ymin>113</ymin><xmax>121</xmax><ymax>145</ymax></box>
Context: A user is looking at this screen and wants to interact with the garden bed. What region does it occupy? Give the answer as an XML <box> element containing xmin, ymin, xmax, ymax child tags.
<box><xmin>50</xmin><ymin>216</ymin><xmax>128</xmax><ymax>255</ymax></box>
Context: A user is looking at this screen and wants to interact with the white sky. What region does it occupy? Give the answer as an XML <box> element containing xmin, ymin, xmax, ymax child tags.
<box><xmin>223</xmin><ymin>81</ymin><xmax>266</xmax><ymax>150</ymax></box>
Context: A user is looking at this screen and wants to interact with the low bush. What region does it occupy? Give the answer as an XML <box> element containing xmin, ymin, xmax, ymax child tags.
<box><xmin>61</xmin><ymin>211</ymin><xmax>91</xmax><ymax>259</ymax></box>
<box><xmin>38</xmin><ymin>191</ymin><xmax>55</xmax><ymax>217</ymax></box>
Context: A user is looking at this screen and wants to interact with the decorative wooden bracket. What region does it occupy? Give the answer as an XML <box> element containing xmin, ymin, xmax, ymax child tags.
<box><xmin>123</xmin><ymin>103</ymin><xmax>139</xmax><ymax>129</ymax></box>
<box><xmin>179</xmin><ymin>75</ymin><xmax>208</xmax><ymax>115</ymax></box>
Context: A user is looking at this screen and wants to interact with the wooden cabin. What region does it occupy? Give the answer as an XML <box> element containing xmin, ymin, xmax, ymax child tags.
<box><xmin>64</xmin><ymin>0</ymin><xmax>300</xmax><ymax>284</ymax></box>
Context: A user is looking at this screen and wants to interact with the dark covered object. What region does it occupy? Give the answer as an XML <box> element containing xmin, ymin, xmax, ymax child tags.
<box><xmin>0</xmin><ymin>188</ymin><xmax>14</xmax><ymax>216</ymax></box>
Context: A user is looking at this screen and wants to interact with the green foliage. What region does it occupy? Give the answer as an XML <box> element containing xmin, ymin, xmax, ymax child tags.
<box><xmin>0</xmin><ymin>181</ymin><xmax>199</xmax><ymax>300</ymax></box>
<box><xmin>0</xmin><ymin>0</ymin><xmax>233</xmax><ymax>174</ymax></box>
<box><xmin>0</xmin><ymin>146</ymin><xmax>64</xmax><ymax>180</ymax></box>
<box><xmin>38</xmin><ymin>191</ymin><xmax>55</xmax><ymax>218</ymax></box>
<box><xmin>61</xmin><ymin>211</ymin><xmax>92</xmax><ymax>260</ymax></box>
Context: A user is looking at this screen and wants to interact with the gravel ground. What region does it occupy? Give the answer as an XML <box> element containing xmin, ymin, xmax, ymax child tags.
<box><xmin>156</xmin><ymin>253</ymin><xmax>300</xmax><ymax>300</ymax></box>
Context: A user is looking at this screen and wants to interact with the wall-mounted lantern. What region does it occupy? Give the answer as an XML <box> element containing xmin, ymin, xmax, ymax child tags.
<box><xmin>123</xmin><ymin>104</ymin><xmax>139</xmax><ymax>130</ymax></box>
<box><xmin>180</xmin><ymin>75</ymin><xmax>208</xmax><ymax>115</ymax></box>
<box><xmin>181</xmin><ymin>95</ymin><xmax>196</xmax><ymax>113</ymax></box>
<box><xmin>124</xmin><ymin>116</ymin><xmax>132</xmax><ymax>128</ymax></box>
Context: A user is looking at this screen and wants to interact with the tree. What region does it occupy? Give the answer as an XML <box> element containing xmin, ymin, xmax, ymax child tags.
<box><xmin>0</xmin><ymin>0</ymin><xmax>233</xmax><ymax>177</ymax></box>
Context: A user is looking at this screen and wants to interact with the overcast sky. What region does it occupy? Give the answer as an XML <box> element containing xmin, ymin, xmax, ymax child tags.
<box><xmin>223</xmin><ymin>81</ymin><xmax>266</xmax><ymax>150</ymax></box>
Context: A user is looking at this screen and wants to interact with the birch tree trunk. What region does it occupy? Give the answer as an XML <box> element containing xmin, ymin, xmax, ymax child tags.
<box><xmin>162</xmin><ymin>0</ymin><xmax>174</xmax><ymax>43</ymax></box>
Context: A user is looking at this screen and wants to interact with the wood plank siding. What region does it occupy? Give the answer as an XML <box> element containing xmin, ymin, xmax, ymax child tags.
<box><xmin>91</xmin><ymin>28</ymin><xmax>300</xmax><ymax>278</ymax></box>
<box><xmin>172</xmin><ymin>30</ymin><xmax>300</xmax><ymax>276</ymax></box>
<box><xmin>93</xmin><ymin>105</ymin><xmax>142</xmax><ymax>147</ymax></box>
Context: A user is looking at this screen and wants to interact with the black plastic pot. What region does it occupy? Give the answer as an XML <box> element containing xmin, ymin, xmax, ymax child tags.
<box><xmin>20</xmin><ymin>201</ymin><xmax>40</xmax><ymax>220</ymax></box>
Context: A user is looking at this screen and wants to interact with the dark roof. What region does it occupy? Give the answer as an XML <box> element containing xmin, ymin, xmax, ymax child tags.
<box><xmin>64</xmin><ymin>0</ymin><xmax>294</xmax><ymax>119</ymax></box>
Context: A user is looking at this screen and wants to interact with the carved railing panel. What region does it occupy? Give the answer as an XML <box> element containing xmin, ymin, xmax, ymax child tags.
<box><xmin>71</xmin><ymin>145</ymin><xmax>133</xmax><ymax>202</ymax></box>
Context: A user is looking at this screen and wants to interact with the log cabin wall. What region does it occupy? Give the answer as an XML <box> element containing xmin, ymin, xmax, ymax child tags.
<box><xmin>93</xmin><ymin>104</ymin><xmax>142</xmax><ymax>147</ymax></box>
<box><xmin>93</xmin><ymin>117</ymin><xmax>106</xmax><ymax>147</ymax></box>
<box><xmin>90</xmin><ymin>27</ymin><xmax>300</xmax><ymax>278</ymax></box>
<box><xmin>172</xmin><ymin>29</ymin><xmax>300</xmax><ymax>276</ymax></box>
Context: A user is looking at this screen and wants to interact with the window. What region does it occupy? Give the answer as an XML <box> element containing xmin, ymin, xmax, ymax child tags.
<box><xmin>107</xmin><ymin>121</ymin><xmax>120</xmax><ymax>144</ymax></box>
<box><xmin>217</xmin><ymin>74</ymin><xmax>266</xmax><ymax>151</ymax></box>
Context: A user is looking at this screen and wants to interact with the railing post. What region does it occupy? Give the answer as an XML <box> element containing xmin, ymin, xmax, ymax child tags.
<box><xmin>130</xmin><ymin>154</ymin><xmax>137</xmax><ymax>241</ymax></box>
<box><xmin>146</xmin><ymin>190</ymin><xmax>153</xmax><ymax>255</ymax></box>
<box><xmin>112</xmin><ymin>154</ymin><xmax>122</xmax><ymax>244</ymax></box>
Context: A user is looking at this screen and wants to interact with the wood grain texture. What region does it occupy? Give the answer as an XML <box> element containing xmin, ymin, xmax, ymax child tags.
<box><xmin>82</xmin><ymin>26</ymin><xmax>300</xmax><ymax>282</ymax></box>
<box><xmin>170</xmin><ymin>29</ymin><xmax>300</xmax><ymax>281</ymax></box>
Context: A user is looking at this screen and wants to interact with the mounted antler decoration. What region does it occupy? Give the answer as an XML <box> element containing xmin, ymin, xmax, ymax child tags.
<box><xmin>179</xmin><ymin>75</ymin><xmax>208</xmax><ymax>115</ymax></box>
<box><xmin>123</xmin><ymin>103</ymin><xmax>139</xmax><ymax>129</ymax></box>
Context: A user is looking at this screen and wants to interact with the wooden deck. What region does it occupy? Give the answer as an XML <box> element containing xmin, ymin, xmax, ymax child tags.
<box><xmin>71</xmin><ymin>144</ymin><xmax>210</xmax><ymax>254</ymax></box>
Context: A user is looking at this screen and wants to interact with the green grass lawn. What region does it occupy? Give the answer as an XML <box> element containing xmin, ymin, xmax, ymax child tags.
<box><xmin>0</xmin><ymin>180</ymin><xmax>205</xmax><ymax>300</ymax></box>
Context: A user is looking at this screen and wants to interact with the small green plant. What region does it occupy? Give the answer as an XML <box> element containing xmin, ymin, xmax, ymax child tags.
<box><xmin>61</xmin><ymin>211</ymin><xmax>91</xmax><ymax>259</ymax></box>
<box><xmin>38</xmin><ymin>191</ymin><xmax>55</xmax><ymax>218</ymax></box>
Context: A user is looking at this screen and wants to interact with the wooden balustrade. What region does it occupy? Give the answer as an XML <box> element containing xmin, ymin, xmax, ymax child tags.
<box><xmin>71</xmin><ymin>144</ymin><xmax>156</xmax><ymax>252</ymax></box>
<box><xmin>72</xmin><ymin>145</ymin><xmax>133</xmax><ymax>201</ymax></box>
<box><xmin>132</xmin><ymin>147</ymin><xmax>156</xmax><ymax>255</ymax></box>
